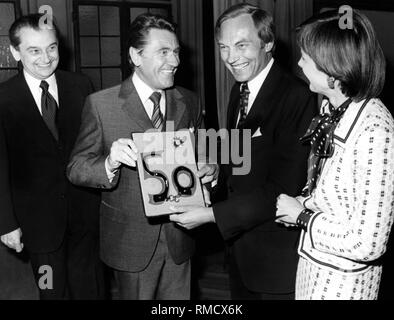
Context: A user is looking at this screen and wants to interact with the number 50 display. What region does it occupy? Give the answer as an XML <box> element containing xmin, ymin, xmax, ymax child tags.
<box><xmin>132</xmin><ymin>130</ymin><xmax>205</xmax><ymax>217</ymax></box>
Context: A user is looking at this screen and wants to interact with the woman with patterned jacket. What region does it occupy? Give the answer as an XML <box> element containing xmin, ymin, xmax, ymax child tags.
<box><xmin>275</xmin><ymin>9</ymin><xmax>394</xmax><ymax>300</ymax></box>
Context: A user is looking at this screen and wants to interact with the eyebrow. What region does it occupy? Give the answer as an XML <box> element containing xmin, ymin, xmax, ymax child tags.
<box><xmin>26</xmin><ymin>42</ymin><xmax>58</xmax><ymax>50</ymax></box>
<box><xmin>156</xmin><ymin>46</ymin><xmax>180</xmax><ymax>52</ymax></box>
<box><xmin>235</xmin><ymin>39</ymin><xmax>250</xmax><ymax>45</ymax></box>
<box><xmin>218</xmin><ymin>39</ymin><xmax>250</xmax><ymax>46</ymax></box>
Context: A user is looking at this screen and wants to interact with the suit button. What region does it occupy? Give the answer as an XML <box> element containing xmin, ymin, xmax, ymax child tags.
<box><xmin>228</xmin><ymin>186</ymin><xmax>234</xmax><ymax>193</ymax></box>
<box><xmin>60</xmin><ymin>194</ymin><xmax>65</xmax><ymax>199</ymax></box>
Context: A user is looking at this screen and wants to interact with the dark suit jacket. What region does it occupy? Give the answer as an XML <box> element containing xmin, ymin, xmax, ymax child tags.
<box><xmin>213</xmin><ymin>63</ymin><xmax>316</xmax><ymax>293</ymax></box>
<box><xmin>67</xmin><ymin>76</ymin><xmax>202</xmax><ymax>272</ymax></box>
<box><xmin>0</xmin><ymin>70</ymin><xmax>100</xmax><ymax>253</ymax></box>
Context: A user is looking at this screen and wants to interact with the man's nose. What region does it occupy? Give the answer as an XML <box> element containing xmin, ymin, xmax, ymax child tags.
<box><xmin>227</xmin><ymin>48</ymin><xmax>239</xmax><ymax>64</ymax></box>
<box><xmin>167</xmin><ymin>52</ymin><xmax>180</xmax><ymax>66</ymax></box>
<box><xmin>41</xmin><ymin>51</ymin><xmax>51</xmax><ymax>63</ymax></box>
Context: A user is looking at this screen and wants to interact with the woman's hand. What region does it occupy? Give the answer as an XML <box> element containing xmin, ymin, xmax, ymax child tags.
<box><xmin>275</xmin><ymin>194</ymin><xmax>304</xmax><ymax>227</ymax></box>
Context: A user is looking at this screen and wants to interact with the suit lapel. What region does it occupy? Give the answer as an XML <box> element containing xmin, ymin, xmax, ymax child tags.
<box><xmin>56</xmin><ymin>71</ymin><xmax>77</xmax><ymax>119</ymax></box>
<box><xmin>120</xmin><ymin>77</ymin><xmax>153</xmax><ymax>132</ymax></box>
<box><xmin>14</xmin><ymin>73</ymin><xmax>59</xmax><ymax>146</ymax></box>
<box><xmin>165</xmin><ymin>88</ymin><xmax>187</xmax><ymax>131</ymax></box>
<box><xmin>119</xmin><ymin>77</ymin><xmax>188</xmax><ymax>132</ymax></box>
<box><xmin>56</xmin><ymin>71</ymin><xmax>77</xmax><ymax>144</ymax></box>
<box><xmin>241</xmin><ymin>62</ymin><xmax>284</xmax><ymax>134</ymax></box>
<box><xmin>227</xmin><ymin>84</ymin><xmax>241</xmax><ymax>129</ymax></box>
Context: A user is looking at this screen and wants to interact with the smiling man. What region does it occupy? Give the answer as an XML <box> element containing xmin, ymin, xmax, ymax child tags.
<box><xmin>0</xmin><ymin>14</ymin><xmax>104</xmax><ymax>299</ymax></box>
<box><xmin>66</xmin><ymin>13</ymin><xmax>213</xmax><ymax>300</ymax></box>
<box><xmin>169</xmin><ymin>3</ymin><xmax>316</xmax><ymax>300</ymax></box>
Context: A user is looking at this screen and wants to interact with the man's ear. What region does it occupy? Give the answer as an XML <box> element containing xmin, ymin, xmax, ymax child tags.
<box><xmin>264</xmin><ymin>41</ymin><xmax>274</xmax><ymax>53</ymax></box>
<box><xmin>129</xmin><ymin>47</ymin><xmax>142</xmax><ymax>68</ymax></box>
<box><xmin>10</xmin><ymin>45</ymin><xmax>21</xmax><ymax>61</ymax></box>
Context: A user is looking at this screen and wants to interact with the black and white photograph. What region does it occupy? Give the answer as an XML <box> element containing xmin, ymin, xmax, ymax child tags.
<box><xmin>0</xmin><ymin>0</ymin><xmax>393</xmax><ymax>310</ymax></box>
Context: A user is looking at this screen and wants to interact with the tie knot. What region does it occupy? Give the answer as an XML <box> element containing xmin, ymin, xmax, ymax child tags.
<box><xmin>40</xmin><ymin>80</ymin><xmax>49</xmax><ymax>92</ymax></box>
<box><xmin>149</xmin><ymin>91</ymin><xmax>161</xmax><ymax>106</ymax></box>
<box><xmin>240</xmin><ymin>82</ymin><xmax>249</xmax><ymax>95</ymax></box>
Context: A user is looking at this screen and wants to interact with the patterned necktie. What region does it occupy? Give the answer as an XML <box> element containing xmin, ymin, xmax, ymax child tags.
<box><xmin>300</xmin><ymin>98</ymin><xmax>352</xmax><ymax>197</ymax></box>
<box><xmin>40</xmin><ymin>80</ymin><xmax>59</xmax><ymax>140</ymax></box>
<box><xmin>149</xmin><ymin>91</ymin><xmax>163</xmax><ymax>131</ymax></box>
<box><xmin>237</xmin><ymin>82</ymin><xmax>250</xmax><ymax>128</ymax></box>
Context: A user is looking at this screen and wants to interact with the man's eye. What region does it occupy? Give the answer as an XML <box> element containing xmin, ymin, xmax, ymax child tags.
<box><xmin>49</xmin><ymin>45</ymin><xmax>57</xmax><ymax>51</ymax></box>
<box><xmin>238</xmin><ymin>43</ymin><xmax>247</xmax><ymax>49</ymax></box>
<box><xmin>30</xmin><ymin>49</ymin><xmax>40</xmax><ymax>55</ymax></box>
<box><xmin>159</xmin><ymin>49</ymin><xmax>169</xmax><ymax>56</ymax></box>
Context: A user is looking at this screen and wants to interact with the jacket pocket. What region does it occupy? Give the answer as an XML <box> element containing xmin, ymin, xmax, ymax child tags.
<box><xmin>101</xmin><ymin>200</ymin><xmax>128</xmax><ymax>224</ymax></box>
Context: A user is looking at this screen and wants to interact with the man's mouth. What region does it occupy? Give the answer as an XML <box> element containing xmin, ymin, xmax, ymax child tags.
<box><xmin>161</xmin><ymin>68</ymin><xmax>177</xmax><ymax>74</ymax></box>
<box><xmin>231</xmin><ymin>62</ymin><xmax>249</xmax><ymax>71</ymax></box>
<box><xmin>37</xmin><ymin>62</ymin><xmax>53</xmax><ymax>68</ymax></box>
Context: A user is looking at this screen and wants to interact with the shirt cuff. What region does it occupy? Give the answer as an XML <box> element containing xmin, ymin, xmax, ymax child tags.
<box><xmin>296</xmin><ymin>208</ymin><xmax>314</xmax><ymax>231</ymax></box>
<box><xmin>105</xmin><ymin>156</ymin><xmax>117</xmax><ymax>183</ymax></box>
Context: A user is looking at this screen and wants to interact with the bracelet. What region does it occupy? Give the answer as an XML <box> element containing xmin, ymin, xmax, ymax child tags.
<box><xmin>296</xmin><ymin>208</ymin><xmax>314</xmax><ymax>230</ymax></box>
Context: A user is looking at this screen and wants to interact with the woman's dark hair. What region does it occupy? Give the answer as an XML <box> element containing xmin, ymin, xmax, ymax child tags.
<box><xmin>127</xmin><ymin>13</ymin><xmax>176</xmax><ymax>70</ymax></box>
<box><xmin>297</xmin><ymin>9</ymin><xmax>386</xmax><ymax>101</ymax></box>
<box><xmin>9</xmin><ymin>13</ymin><xmax>59</xmax><ymax>49</ymax></box>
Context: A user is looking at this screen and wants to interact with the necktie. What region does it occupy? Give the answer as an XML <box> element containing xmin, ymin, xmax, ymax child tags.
<box><xmin>300</xmin><ymin>98</ymin><xmax>353</xmax><ymax>196</ymax></box>
<box><xmin>150</xmin><ymin>91</ymin><xmax>164</xmax><ymax>131</ymax></box>
<box><xmin>40</xmin><ymin>80</ymin><xmax>58</xmax><ymax>140</ymax></box>
<box><xmin>237</xmin><ymin>82</ymin><xmax>250</xmax><ymax>128</ymax></box>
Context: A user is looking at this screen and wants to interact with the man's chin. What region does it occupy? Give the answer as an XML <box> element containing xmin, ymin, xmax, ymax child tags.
<box><xmin>36</xmin><ymin>64</ymin><xmax>58</xmax><ymax>76</ymax></box>
<box><xmin>232</xmin><ymin>75</ymin><xmax>249</xmax><ymax>82</ymax></box>
<box><xmin>160</xmin><ymin>79</ymin><xmax>175</xmax><ymax>89</ymax></box>
<box><xmin>228</xmin><ymin>70</ymin><xmax>249</xmax><ymax>82</ymax></box>
<box><xmin>37</xmin><ymin>70</ymin><xmax>56</xmax><ymax>79</ymax></box>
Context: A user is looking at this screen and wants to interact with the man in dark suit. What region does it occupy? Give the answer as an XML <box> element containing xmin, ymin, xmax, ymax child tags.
<box><xmin>0</xmin><ymin>14</ymin><xmax>104</xmax><ymax>299</ymax></box>
<box><xmin>170</xmin><ymin>3</ymin><xmax>316</xmax><ymax>299</ymax></box>
<box><xmin>67</xmin><ymin>13</ymin><xmax>216</xmax><ymax>300</ymax></box>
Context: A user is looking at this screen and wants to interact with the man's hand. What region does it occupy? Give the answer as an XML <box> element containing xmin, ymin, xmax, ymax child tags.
<box><xmin>275</xmin><ymin>194</ymin><xmax>303</xmax><ymax>227</ymax></box>
<box><xmin>1</xmin><ymin>228</ymin><xmax>23</xmax><ymax>253</ymax></box>
<box><xmin>107</xmin><ymin>138</ymin><xmax>138</xmax><ymax>171</ymax></box>
<box><xmin>169</xmin><ymin>205</ymin><xmax>215</xmax><ymax>230</ymax></box>
<box><xmin>196</xmin><ymin>163</ymin><xmax>219</xmax><ymax>184</ymax></box>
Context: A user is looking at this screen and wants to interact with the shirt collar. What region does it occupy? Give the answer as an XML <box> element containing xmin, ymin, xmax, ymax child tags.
<box><xmin>23</xmin><ymin>70</ymin><xmax>57</xmax><ymax>91</ymax></box>
<box><xmin>132</xmin><ymin>72</ymin><xmax>164</xmax><ymax>104</ymax></box>
<box><xmin>245</xmin><ymin>58</ymin><xmax>274</xmax><ymax>96</ymax></box>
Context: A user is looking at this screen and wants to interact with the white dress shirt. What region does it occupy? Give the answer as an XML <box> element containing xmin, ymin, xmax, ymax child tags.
<box><xmin>24</xmin><ymin>70</ymin><xmax>59</xmax><ymax>114</ymax></box>
<box><xmin>132</xmin><ymin>72</ymin><xmax>166</xmax><ymax>118</ymax></box>
<box><xmin>236</xmin><ymin>58</ymin><xmax>274</xmax><ymax>126</ymax></box>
